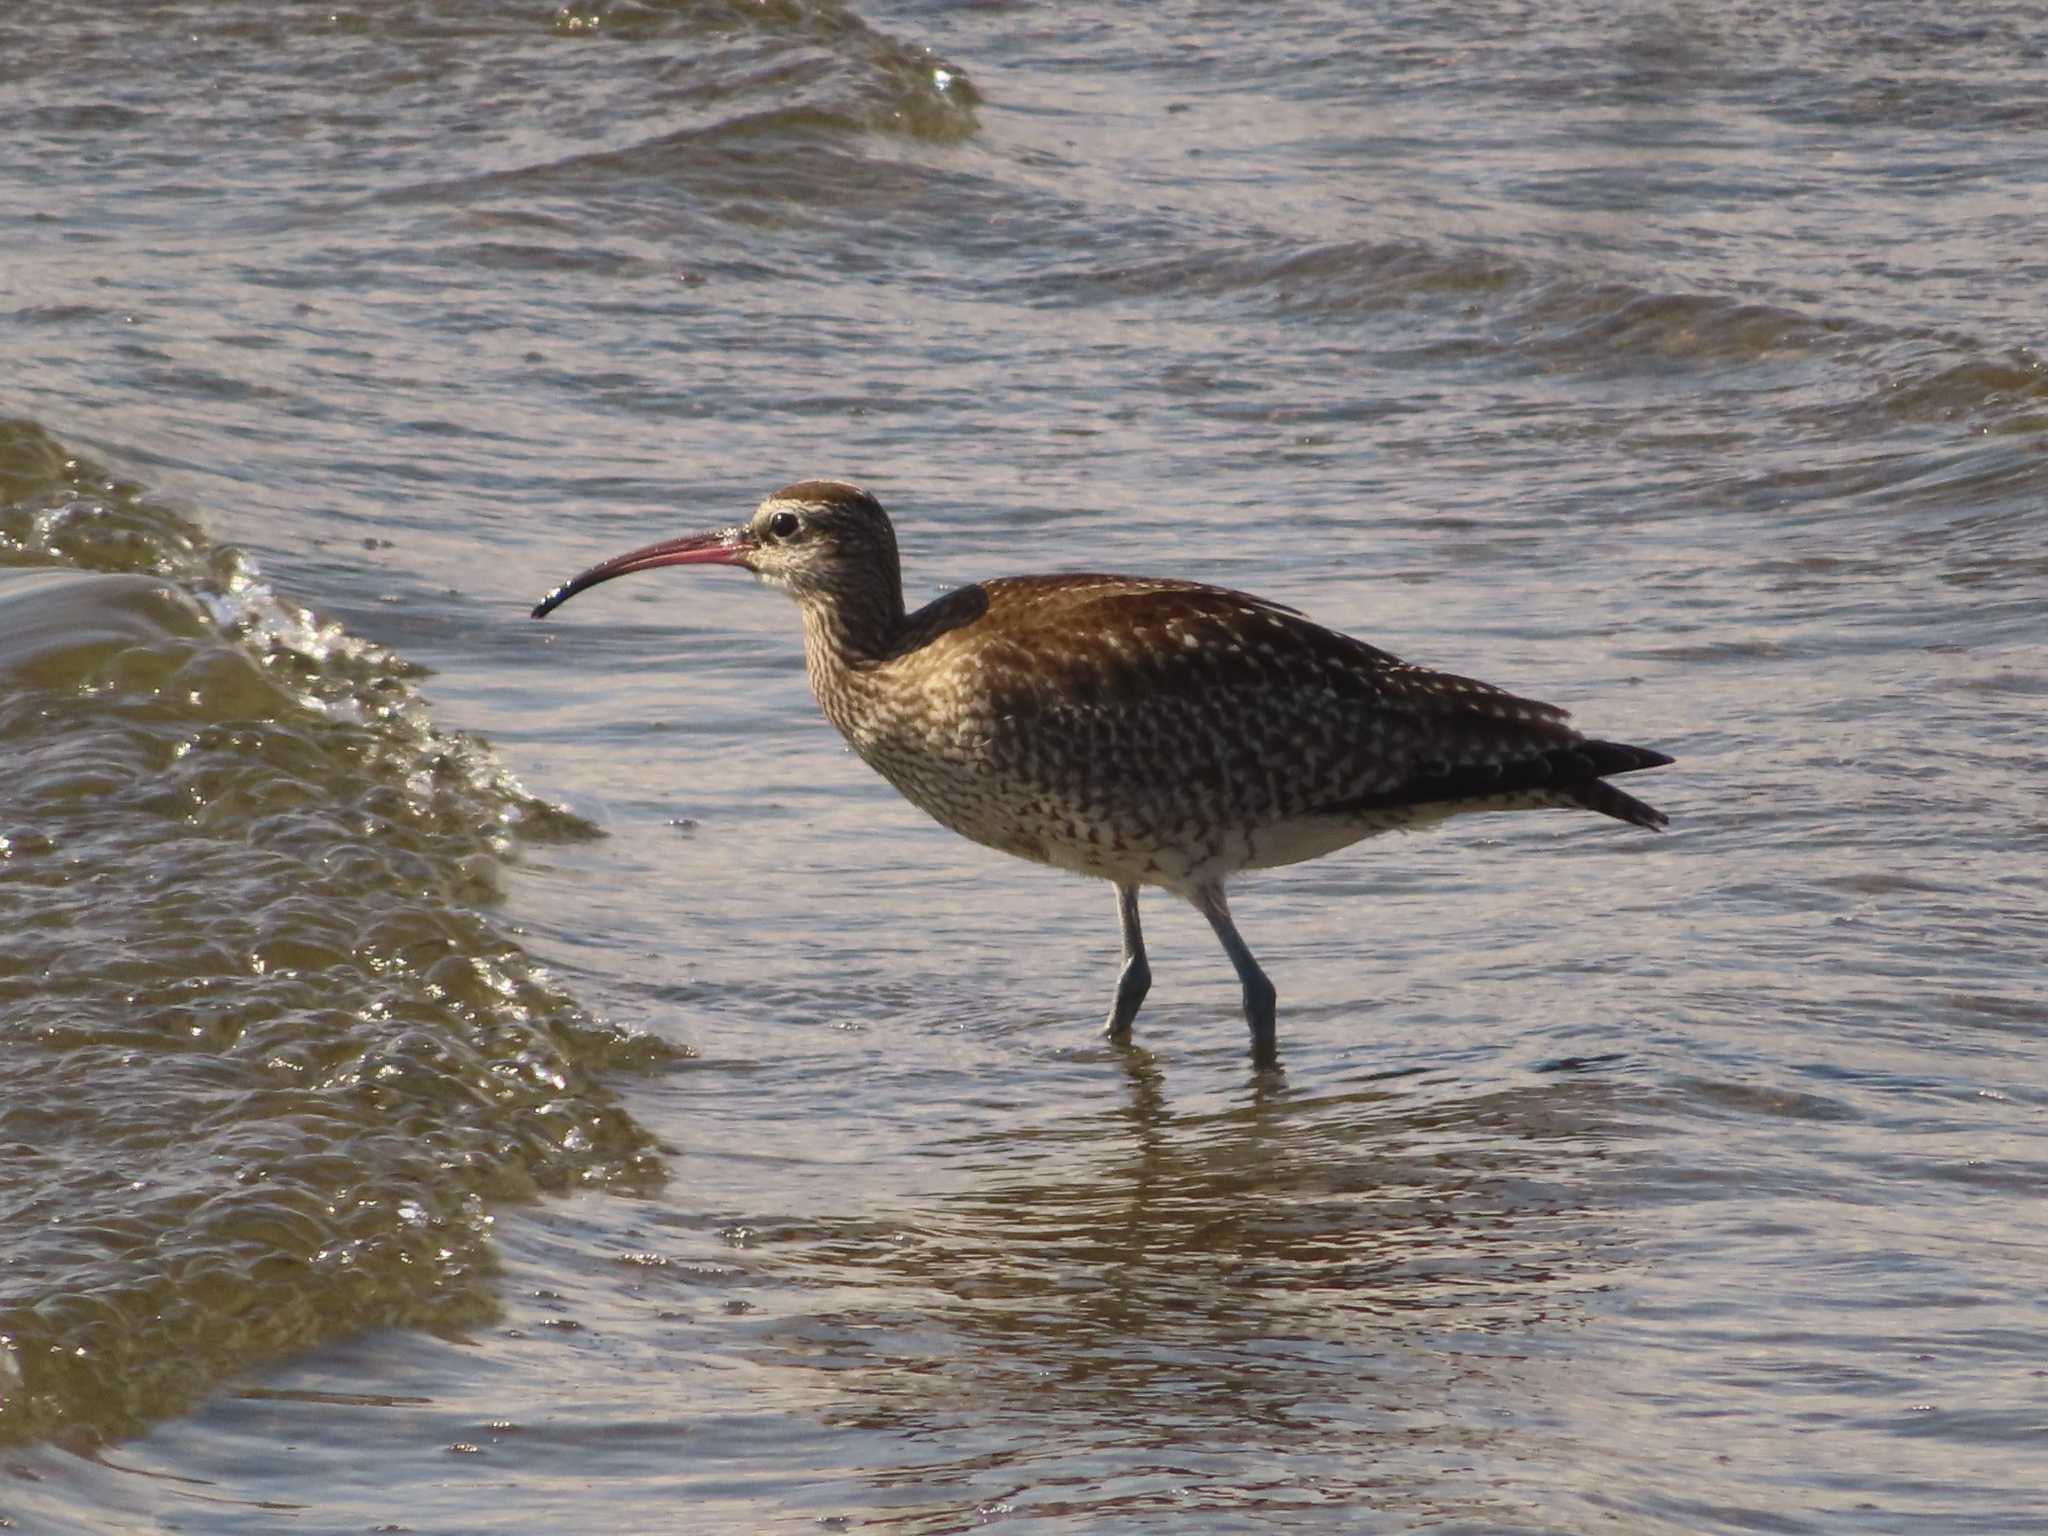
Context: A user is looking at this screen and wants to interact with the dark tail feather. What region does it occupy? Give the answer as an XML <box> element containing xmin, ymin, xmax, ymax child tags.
<box><xmin>1325</xmin><ymin>738</ymin><xmax>1673</xmax><ymax>828</ymax></box>
<box><xmin>1568</xmin><ymin>740</ymin><xmax>1673</xmax><ymax>831</ymax></box>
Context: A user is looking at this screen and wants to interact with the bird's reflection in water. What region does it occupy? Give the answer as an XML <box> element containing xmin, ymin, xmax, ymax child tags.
<box><xmin>739</xmin><ymin>1044</ymin><xmax>1631</xmax><ymax>1520</ymax></box>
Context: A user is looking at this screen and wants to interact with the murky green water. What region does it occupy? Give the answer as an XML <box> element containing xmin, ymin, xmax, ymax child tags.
<box><xmin>3</xmin><ymin>2</ymin><xmax>2044</xmax><ymax>1531</ymax></box>
<box><xmin>1</xmin><ymin>428</ymin><xmax>673</xmax><ymax>1450</ymax></box>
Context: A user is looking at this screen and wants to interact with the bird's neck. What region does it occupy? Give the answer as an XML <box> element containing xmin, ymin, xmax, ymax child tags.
<box><xmin>797</xmin><ymin>584</ymin><xmax>907</xmax><ymax>751</ymax></box>
<box><xmin>796</xmin><ymin>581</ymin><xmax>906</xmax><ymax>673</ymax></box>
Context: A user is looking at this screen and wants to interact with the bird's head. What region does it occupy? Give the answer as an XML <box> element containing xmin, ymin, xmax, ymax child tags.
<box><xmin>531</xmin><ymin>479</ymin><xmax>902</xmax><ymax>621</ymax></box>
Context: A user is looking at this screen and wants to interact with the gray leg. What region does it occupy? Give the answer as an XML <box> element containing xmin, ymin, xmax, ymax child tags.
<box><xmin>1104</xmin><ymin>881</ymin><xmax>1152</xmax><ymax>1039</ymax></box>
<box><xmin>1190</xmin><ymin>881</ymin><xmax>1278</xmax><ymax>1061</ymax></box>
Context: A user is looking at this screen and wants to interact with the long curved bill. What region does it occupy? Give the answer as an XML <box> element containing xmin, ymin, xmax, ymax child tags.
<box><xmin>531</xmin><ymin>526</ymin><xmax>755</xmax><ymax>619</ymax></box>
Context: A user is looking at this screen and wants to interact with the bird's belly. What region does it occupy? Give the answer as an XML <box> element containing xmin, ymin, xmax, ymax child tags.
<box><xmin>1243</xmin><ymin>789</ymin><xmax>1581</xmax><ymax>870</ymax></box>
<box><xmin>854</xmin><ymin>742</ymin><xmax>1417</xmax><ymax>889</ymax></box>
<box><xmin>887</xmin><ymin>769</ymin><xmax>1567</xmax><ymax>891</ymax></box>
<box><xmin>1241</xmin><ymin>813</ymin><xmax>1411</xmax><ymax>870</ymax></box>
<box><xmin>873</xmin><ymin>755</ymin><xmax>1165</xmax><ymax>880</ymax></box>
<box><xmin>847</xmin><ymin>735</ymin><xmax>1211</xmax><ymax>884</ymax></box>
<box><xmin>1241</xmin><ymin>787</ymin><xmax>1585</xmax><ymax>869</ymax></box>
<box><xmin>841</xmin><ymin>709</ymin><xmax>1565</xmax><ymax>892</ymax></box>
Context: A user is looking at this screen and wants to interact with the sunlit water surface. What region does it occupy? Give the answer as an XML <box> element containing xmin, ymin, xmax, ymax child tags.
<box><xmin>3</xmin><ymin>1</ymin><xmax>2044</xmax><ymax>1531</ymax></box>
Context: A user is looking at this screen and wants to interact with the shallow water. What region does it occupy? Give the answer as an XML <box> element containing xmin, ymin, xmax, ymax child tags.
<box><xmin>3</xmin><ymin>1</ymin><xmax>2045</xmax><ymax>1531</ymax></box>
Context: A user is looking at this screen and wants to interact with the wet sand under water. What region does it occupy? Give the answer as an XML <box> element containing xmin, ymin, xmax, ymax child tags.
<box><xmin>3</xmin><ymin>0</ymin><xmax>2046</xmax><ymax>1530</ymax></box>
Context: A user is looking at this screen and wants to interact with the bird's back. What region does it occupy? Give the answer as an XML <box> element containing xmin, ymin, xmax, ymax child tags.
<box><xmin>897</xmin><ymin>572</ymin><xmax>1580</xmax><ymax>801</ymax></box>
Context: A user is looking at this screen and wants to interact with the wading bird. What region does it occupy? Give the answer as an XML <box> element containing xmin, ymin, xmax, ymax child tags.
<box><xmin>533</xmin><ymin>481</ymin><xmax>1671</xmax><ymax>1062</ymax></box>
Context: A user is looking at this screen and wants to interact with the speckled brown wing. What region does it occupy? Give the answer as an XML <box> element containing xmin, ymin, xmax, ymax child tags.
<box><xmin>902</xmin><ymin>574</ymin><xmax>1666</xmax><ymax>832</ymax></box>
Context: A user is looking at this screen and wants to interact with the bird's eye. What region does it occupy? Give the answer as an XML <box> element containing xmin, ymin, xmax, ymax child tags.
<box><xmin>767</xmin><ymin>510</ymin><xmax>801</xmax><ymax>540</ymax></box>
